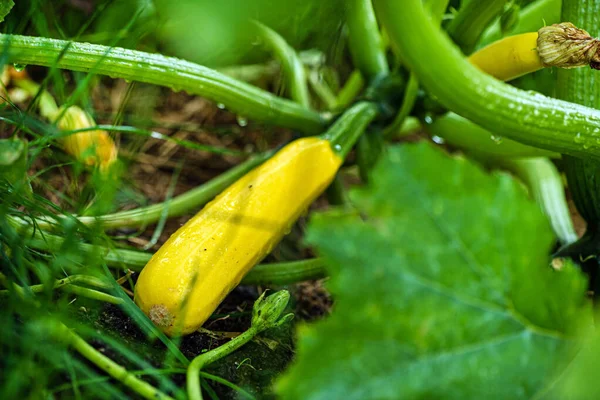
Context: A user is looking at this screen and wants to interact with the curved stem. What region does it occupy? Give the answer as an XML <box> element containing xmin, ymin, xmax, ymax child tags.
<box><xmin>60</xmin><ymin>285</ymin><xmax>124</xmax><ymax>304</ymax></box>
<box><xmin>324</xmin><ymin>101</ymin><xmax>379</xmax><ymax>159</ymax></box>
<box><xmin>427</xmin><ymin>113</ymin><xmax>559</xmax><ymax>159</ymax></box>
<box><xmin>48</xmin><ymin>322</ymin><xmax>175</xmax><ymax>400</ymax></box>
<box><xmin>426</xmin><ymin>116</ymin><xmax>575</xmax><ymax>245</ymax></box>
<box><xmin>447</xmin><ymin>0</ymin><xmax>508</xmax><ymax>54</ymax></box>
<box><xmin>9</xmin><ymin>218</ymin><xmax>327</xmax><ymax>285</ymax></box>
<box><xmin>346</xmin><ymin>0</ymin><xmax>389</xmax><ymax>81</ymax></box>
<box><xmin>0</xmin><ymin>274</ymin><xmax>112</xmax><ymax>296</ymax></box>
<box><xmin>32</xmin><ymin>151</ymin><xmax>273</xmax><ymax>231</ymax></box>
<box><xmin>557</xmin><ymin>0</ymin><xmax>600</xmax><ymax>246</ymax></box>
<box><xmin>187</xmin><ymin>327</ymin><xmax>258</xmax><ymax>400</ymax></box>
<box><xmin>500</xmin><ymin>158</ymin><xmax>578</xmax><ymax>246</ymax></box>
<box><xmin>253</xmin><ymin>22</ymin><xmax>311</xmax><ymax>108</ymax></box>
<box><xmin>383</xmin><ymin>73</ymin><xmax>419</xmax><ymax>139</ymax></box>
<box><xmin>479</xmin><ymin>0</ymin><xmax>562</xmax><ymax>48</ymax></box>
<box><xmin>0</xmin><ymin>34</ymin><xmax>325</xmax><ymax>134</ymax></box>
<box><xmin>335</xmin><ymin>70</ymin><xmax>364</xmax><ymax>110</ymax></box>
<box><xmin>374</xmin><ymin>0</ymin><xmax>600</xmax><ymax>159</ymax></box>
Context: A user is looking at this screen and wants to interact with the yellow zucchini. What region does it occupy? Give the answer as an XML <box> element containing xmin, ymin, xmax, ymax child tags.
<box><xmin>54</xmin><ymin>106</ymin><xmax>118</xmax><ymax>171</ymax></box>
<box><xmin>134</xmin><ymin>102</ymin><xmax>378</xmax><ymax>336</ymax></box>
<box><xmin>468</xmin><ymin>23</ymin><xmax>599</xmax><ymax>81</ymax></box>
<box><xmin>468</xmin><ymin>32</ymin><xmax>541</xmax><ymax>81</ymax></box>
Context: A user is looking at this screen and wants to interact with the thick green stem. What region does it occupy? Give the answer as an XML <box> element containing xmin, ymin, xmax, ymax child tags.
<box><xmin>500</xmin><ymin>158</ymin><xmax>578</xmax><ymax>246</ymax></box>
<box><xmin>48</xmin><ymin>322</ymin><xmax>175</xmax><ymax>400</ymax></box>
<box><xmin>9</xmin><ymin>218</ymin><xmax>327</xmax><ymax>285</ymax></box>
<box><xmin>447</xmin><ymin>0</ymin><xmax>508</xmax><ymax>54</ymax></box>
<box><xmin>1</xmin><ymin>34</ymin><xmax>325</xmax><ymax>133</ymax></box>
<box><xmin>346</xmin><ymin>0</ymin><xmax>389</xmax><ymax>81</ymax></box>
<box><xmin>31</xmin><ymin>151</ymin><xmax>273</xmax><ymax>231</ymax></box>
<box><xmin>479</xmin><ymin>0</ymin><xmax>562</xmax><ymax>48</ymax></box>
<box><xmin>336</xmin><ymin>70</ymin><xmax>364</xmax><ymax>109</ymax></box>
<box><xmin>60</xmin><ymin>285</ymin><xmax>124</xmax><ymax>304</ymax></box>
<box><xmin>557</xmin><ymin>0</ymin><xmax>600</xmax><ymax>257</ymax></box>
<box><xmin>187</xmin><ymin>327</ymin><xmax>258</xmax><ymax>400</ymax></box>
<box><xmin>427</xmin><ymin>113</ymin><xmax>560</xmax><ymax>159</ymax></box>
<box><xmin>324</xmin><ymin>101</ymin><xmax>379</xmax><ymax>159</ymax></box>
<box><xmin>253</xmin><ymin>22</ymin><xmax>311</xmax><ymax>108</ymax></box>
<box><xmin>187</xmin><ymin>291</ymin><xmax>291</xmax><ymax>400</ymax></box>
<box><xmin>426</xmin><ymin>113</ymin><xmax>575</xmax><ymax>245</ymax></box>
<box><xmin>0</xmin><ymin>274</ymin><xmax>111</xmax><ymax>296</ymax></box>
<box><xmin>383</xmin><ymin>73</ymin><xmax>419</xmax><ymax>139</ymax></box>
<box><xmin>374</xmin><ymin>0</ymin><xmax>600</xmax><ymax>159</ymax></box>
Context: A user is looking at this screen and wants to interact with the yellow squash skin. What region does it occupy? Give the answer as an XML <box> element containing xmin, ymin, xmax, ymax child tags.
<box><xmin>134</xmin><ymin>137</ymin><xmax>342</xmax><ymax>336</ymax></box>
<box><xmin>468</xmin><ymin>32</ymin><xmax>542</xmax><ymax>81</ymax></box>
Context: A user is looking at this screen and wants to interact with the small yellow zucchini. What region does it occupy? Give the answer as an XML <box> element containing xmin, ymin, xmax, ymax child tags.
<box><xmin>469</xmin><ymin>23</ymin><xmax>599</xmax><ymax>82</ymax></box>
<box><xmin>468</xmin><ymin>32</ymin><xmax>541</xmax><ymax>81</ymax></box>
<box><xmin>54</xmin><ymin>106</ymin><xmax>118</xmax><ymax>171</ymax></box>
<box><xmin>134</xmin><ymin>102</ymin><xmax>378</xmax><ymax>336</ymax></box>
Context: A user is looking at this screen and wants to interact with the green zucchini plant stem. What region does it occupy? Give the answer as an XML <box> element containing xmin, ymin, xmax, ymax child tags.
<box><xmin>323</xmin><ymin>101</ymin><xmax>379</xmax><ymax>159</ymax></box>
<box><xmin>555</xmin><ymin>0</ymin><xmax>600</xmax><ymax>265</ymax></box>
<box><xmin>0</xmin><ymin>272</ymin><xmax>124</xmax><ymax>304</ymax></box>
<box><xmin>373</xmin><ymin>0</ymin><xmax>600</xmax><ymax>159</ymax></box>
<box><xmin>22</xmin><ymin>151</ymin><xmax>273</xmax><ymax>231</ymax></box>
<box><xmin>500</xmin><ymin>158</ymin><xmax>578</xmax><ymax>246</ymax></box>
<box><xmin>346</xmin><ymin>0</ymin><xmax>389</xmax><ymax>81</ymax></box>
<box><xmin>425</xmin><ymin>113</ymin><xmax>576</xmax><ymax>245</ymax></box>
<box><xmin>8</xmin><ymin>216</ymin><xmax>327</xmax><ymax>285</ymax></box>
<box><xmin>426</xmin><ymin>113</ymin><xmax>560</xmax><ymax>159</ymax></box>
<box><xmin>335</xmin><ymin>70</ymin><xmax>364</xmax><ymax>109</ymax></box>
<box><xmin>381</xmin><ymin>0</ymin><xmax>446</xmax><ymax>139</ymax></box>
<box><xmin>44</xmin><ymin>321</ymin><xmax>175</xmax><ymax>400</ymax></box>
<box><xmin>253</xmin><ymin>21</ymin><xmax>311</xmax><ymax>108</ymax></box>
<box><xmin>479</xmin><ymin>0</ymin><xmax>562</xmax><ymax>48</ymax></box>
<box><xmin>0</xmin><ymin>34</ymin><xmax>326</xmax><ymax>134</ymax></box>
<box><xmin>60</xmin><ymin>285</ymin><xmax>124</xmax><ymax>304</ymax></box>
<box><xmin>447</xmin><ymin>0</ymin><xmax>508</xmax><ymax>54</ymax></box>
<box><xmin>187</xmin><ymin>290</ymin><xmax>293</xmax><ymax>400</ymax></box>
<box><xmin>0</xmin><ymin>273</ymin><xmax>111</xmax><ymax>296</ymax></box>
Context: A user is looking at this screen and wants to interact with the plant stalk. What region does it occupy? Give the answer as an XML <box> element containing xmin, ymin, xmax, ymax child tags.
<box><xmin>373</xmin><ymin>0</ymin><xmax>600</xmax><ymax>159</ymax></box>
<box><xmin>0</xmin><ymin>34</ymin><xmax>325</xmax><ymax>133</ymax></box>
<box><xmin>346</xmin><ymin>0</ymin><xmax>389</xmax><ymax>81</ymax></box>
<box><xmin>48</xmin><ymin>322</ymin><xmax>175</xmax><ymax>400</ymax></box>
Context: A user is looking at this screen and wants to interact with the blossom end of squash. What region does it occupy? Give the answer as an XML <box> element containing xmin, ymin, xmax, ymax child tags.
<box><xmin>147</xmin><ymin>304</ymin><xmax>175</xmax><ymax>329</ymax></box>
<box><xmin>537</xmin><ymin>22</ymin><xmax>600</xmax><ymax>69</ymax></box>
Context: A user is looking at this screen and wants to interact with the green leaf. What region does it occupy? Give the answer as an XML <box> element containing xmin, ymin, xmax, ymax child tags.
<box><xmin>542</xmin><ymin>325</ymin><xmax>600</xmax><ymax>400</ymax></box>
<box><xmin>0</xmin><ymin>0</ymin><xmax>13</xmax><ymax>23</ymax></box>
<box><xmin>277</xmin><ymin>142</ymin><xmax>590</xmax><ymax>399</ymax></box>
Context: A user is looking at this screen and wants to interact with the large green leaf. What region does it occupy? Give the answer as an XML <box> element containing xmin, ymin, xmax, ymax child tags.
<box><xmin>0</xmin><ymin>0</ymin><xmax>14</xmax><ymax>23</ymax></box>
<box><xmin>277</xmin><ymin>142</ymin><xmax>590</xmax><ymax>399</ymax></box>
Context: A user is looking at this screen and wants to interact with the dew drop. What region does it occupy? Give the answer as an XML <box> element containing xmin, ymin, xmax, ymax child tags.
<box><xmin>431</xmin><ymin>135</ymin><xmax>445</xmax><ymax>144</ymax></box>
<box><xmin>217</xmin><ymin>103</ymin><xmax>226</xmax><ymax>110</ymax></box>
<box><xmin>423</xmin><ymin>115</ymin><xmax>434</xmax><ymax>125</ymax></box>
<box><xmin>584</xmin><ymin>142</ymin><xmax>591</xmax><ymax>150</ymax></box>
<box><xmin>490</xmin><ymin>135</ymin><xmax>503</xmax><ymax>144</ymax></box>
<box><xmin>13</xmin><ymin>63</ymin><xmax>26</xmax><ymax>72</ymax></box>
<box><xmin>236</xmin><ymin>115</ymin><xmax>248</xmax><ymax>127</ymax></box>
<box><xmin>574</xmin><ymin>133</ymin><xmax>585</xmax><ymax>144</ymax></box>
<box><xmin>333</xmin><ymin>144</ymin><xmax>342</xmax><ymax>152</ymax></box>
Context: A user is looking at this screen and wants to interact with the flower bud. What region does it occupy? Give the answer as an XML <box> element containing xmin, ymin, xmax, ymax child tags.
<box><xmin>251</xmin><ymin>290</ymin><xmax>292</xmax><ymax>331</ymax></box>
